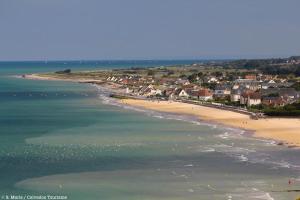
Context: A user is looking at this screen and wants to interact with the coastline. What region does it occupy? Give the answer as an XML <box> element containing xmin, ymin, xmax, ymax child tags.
<box><xmin>20</xmin><ymin>74</ymin><xmax>104</xmax><ymax>83</ymax></box>
<box><xmin>120</xmin><ymin>99</ymin><xmax>300</xmax><ymax>148</ymax></box>
<box><xmin>20</xmin><ymin>73</ymin><xmax>300</xmax><ymax>148</ymax></box>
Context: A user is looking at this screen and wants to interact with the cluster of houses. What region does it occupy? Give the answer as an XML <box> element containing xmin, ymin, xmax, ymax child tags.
<box><xmin>106</xmin><ymin>73</ymin><xmax>299</xmax><ymax>108</ymax></box>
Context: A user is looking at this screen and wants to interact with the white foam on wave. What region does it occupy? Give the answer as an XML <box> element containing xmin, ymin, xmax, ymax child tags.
<box><xmin>94</xmin><ymin>87</ymin><xmax>232</xmax><ymax>133</ymax></box>
<box><xmin>187</xmin><ymin>188</ymin><xmax>194</xmax><ymax>193</ymax></box>
<box><xmin>206</xmin><ymin>143</ymin><xmax>259</xmax><ymax>163</ymax></box>
<box><xmin>227</xmin><ymin>192</ymin><xmax>274</xmax><ymax>200</ymax></box>
<box><xmin>184</xmin><ymin>164</ymin><xmax>194</xmax><ymax>167</ymax></box>
<box><xmin>96</xmin><ymin>89</ymin><xmax>263</xmax><ymax>151</ymax></box>
<box><xmin>217</xmin><ymin>131</ymin><xmax>246</xmax><ymax>140</ymax></box>
<box><xmin>228</xmin><ymin>183</ymin><xmax>275</xmax><ymax>200</ymax></box>
<box><xmin>202</xmin><ymin>148</ymin><xmax>216</xmax><ymax>152</ymax></box>
<box><xmin>250</xmin><ymin>138</ymin><xmax>278</xmax><ymax>147</ymax></box>
<box><xmin>272</xmin><ymin>160</ymin><xmax>292</xmax><ymax>169</ymax></box>
<box><xmin>153</xmin><ymin>115</ymin><xmax>164</xmax><ymax>119</ymax></box>
<box><xmin>216</xmin><ymin>132</ymin><xmax>229</xmax><ymax>139</ymax></box>
<box><xmin>95</xmin><ymin>86</ymin><xmax>300</xmax><ymax>171</ymax></box>
<box><xmin>237</xmin><ymin>154</ymin><xmax>249</xmax><ymax>162</ymax></box>
<box><xmin>189</xmin><ymin>145</ymin><xmax>215</xmax><ymax>153</ymax></box>
<box><xmin>210</xmin><ymin>143</ymin><xmax>300</xmax><ymax>169</ymax></box>
<box><xmin>252</xmin><ymin>192</ymin><xmax>274</xmax><ymax>200</ymax></box>
<box><xmin>212</xmin><ymin>144</ymin><xmax>256</xmax><ymax>154</ymax></box>
<box><xmin>99</xmin><ymin>93</ymin><xmax>223</xmax><ymax>131</ymax></box>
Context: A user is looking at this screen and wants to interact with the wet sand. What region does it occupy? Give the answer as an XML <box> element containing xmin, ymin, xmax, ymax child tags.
<box><xmin>121</xmin><ymin>99</ymin><xmax>300</xmax><ymax>147</ymax></box>
<box><xmin>22</xmin><ymin>74</ymin><xmax>103</xmax><ymax>83</ymax></box>
<box><xmin>21</xmin><ymin>74</ymin><xmax>300</xmax><ymax>147</ymax></box>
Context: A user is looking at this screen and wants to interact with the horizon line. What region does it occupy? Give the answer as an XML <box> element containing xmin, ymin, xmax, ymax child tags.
<box><xmin>0</xmin><ymin>55</ymin><xmax>296</xmax><ymax>63</ymax></box>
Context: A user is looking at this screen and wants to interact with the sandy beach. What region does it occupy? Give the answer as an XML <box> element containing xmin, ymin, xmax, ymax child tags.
<box><xmin>22</xmin><ymin>74</ymin><xmax>300</xmax><ymax>147</ymax></box>
<box><xmin>22</xmin><ymin>74</ymin><xmax>104</xmax><ymax>83</ymax></box>
<box><xmin>121</xmin><ymin>99</ymin><xmax>300</xmax><ymax>147</ymax></box>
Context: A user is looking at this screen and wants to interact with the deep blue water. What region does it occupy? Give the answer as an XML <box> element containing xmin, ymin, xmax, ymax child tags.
<box><xmin>0</xmin><ymin>60</ymin><xmax>209</xmax><ymax>75</ymax></box>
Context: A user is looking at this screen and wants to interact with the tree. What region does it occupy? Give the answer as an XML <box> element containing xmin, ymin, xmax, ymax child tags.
<box><xmin>197</xmin><ymin>72</ymin><xmax>204</xmax><ymax>78</ymax></box>
<box><xmin>291</xmin><ymin>82</ymin><xmax>300</xmax><ymax>91</ymax></box>
<box><xmin>296</xmin><ymin>66</ymin><xmax>300</xmax><ymax>77</ymax></box>
<box><xmin>212</xmin><ymin>71</ymin><xmax>223</xmax><ymax>77</ymax></box>
<box><xmin>188</xmin><ymin>73</ymin><xmax>199</xmax><ymax>82</ymax></box>
<box><xmin>167</xmin><ymin>70</ymin><xmax>174</xmax><ymax>76</ymax></box>
<box><xmin>179</xmin><ymin>74</ymin><xmax>187</xmax><ymax>79</ymax></box>
<box><xmin>55</xmin><ymin>69</ymin><xmax>71</xmax><ymax>74</ymax></box>
<box><xmin>267</xmin><ymin>93</ymin><xmax>279</xmax><ymax>97</ymax></box>
<box><xmin>147</xmin><ymin>70</ymin><xmax>155</xmax><ymax>76</ymax></box>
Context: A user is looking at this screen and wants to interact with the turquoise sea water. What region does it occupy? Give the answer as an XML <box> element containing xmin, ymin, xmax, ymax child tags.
<box><xmin>1</xmin><ymin>61</ymin><xmax>300</xmax><ymax>200</ymax></box>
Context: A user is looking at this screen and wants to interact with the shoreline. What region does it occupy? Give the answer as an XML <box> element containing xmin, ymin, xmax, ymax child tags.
<box><xmin>19</xmin><ymin>74</ymin><xmax>105</xmax><ymax>83</ymax></box>
<box><xmin>20</xmin><ymin>73</ymin><xmax>300</xmax><ymax>148</ymax></box>
<box><xmin>120</xmin><ymin>99</ymin><xmax>300</xmax><ymax>148</ymax></box>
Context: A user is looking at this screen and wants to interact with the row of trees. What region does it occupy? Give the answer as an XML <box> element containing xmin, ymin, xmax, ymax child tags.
<box><xmin>264</xmin><ymin>101</ymin><xmax>300</xmax><ymax>116</ymax></box>
<box><xmin>222</xmin><ymin>58</ymin><xmax>300</xmax><ymax>76</ymax></box>
<box><xmin>250</xmin><ymin>101</ymin><xmax>300</xmax><ymax>116</ymax></box>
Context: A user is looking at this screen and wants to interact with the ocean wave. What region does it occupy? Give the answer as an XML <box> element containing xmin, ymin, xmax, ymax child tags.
<box><xmin>97</xmin><ymin>92</ymin><xmax>246</xmax><ymax>135</ymax></box>
<box><xmin>205</xmin><ymin>143</ymin><xmax>300</xmax><ymax>169</ymax></box>
<box><xmin>211</xmin><ymin>144</ymin><xmax>256</xmax><ymax>153</ymax></box>
<box><xmin>217</xmin><ymin>132</ymin><xmax>230</xmax><ymax>139</ymax></box>
<box><xmin>237</xmin><ymin>154</ymin><xmax>249</xmax><ymax>162</ymax></box>
<box><xmin>227</xmin><ymin>183</ymin><xmax>274</xmax><ymax>200</ymax></box>
<box><xmin>189</xmin><ymin>146</ymin><xmax>216</xmax><ymax>153</ymax></box>
<box><xmin>227</xmin><ymin>192</ymin><xmax>274</xmax><ymax>200</ymax></box>
<box><xmin>96</xmin><ymin>88</ymin><xmax>300</xmax><ymax>172</ymax></box>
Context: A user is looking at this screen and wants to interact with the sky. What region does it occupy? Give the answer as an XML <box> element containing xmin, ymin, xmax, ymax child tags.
<box><xmin>0</xmin><ymin>0</ymin><xmax>300</xmax><ymax>61</ymax></box>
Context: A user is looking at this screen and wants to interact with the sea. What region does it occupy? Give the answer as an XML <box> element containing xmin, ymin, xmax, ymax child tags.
<box><xmin>0</xmin><ymin>60</ymin><xmax>300</xmax><ymax>200</ymax></box>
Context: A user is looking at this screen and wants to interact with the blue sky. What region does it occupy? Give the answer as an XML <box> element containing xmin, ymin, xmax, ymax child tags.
<box><xmin>1</xmin><ymin>0</ymin><xmax>300</xmax><ymax>60</ymax></box>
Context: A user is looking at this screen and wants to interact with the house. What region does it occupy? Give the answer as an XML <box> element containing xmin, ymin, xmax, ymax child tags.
<box><xmin>214</xmin><ymin>85</ymin><xmax>231</xmax><ymax>98</ymax></box>
<box><xmin>150</xmin><ymin>89</ymin><xmax>162</xmax><ymax>96</ymax></box>
<box><xmin>234</xmin><ymin>79</ymin><xmax>260</xmax><ymax>91</ymax></box>
<box><xmin>164</xmin><ymin>88</ymin><xmax>176</xmax><ymax>99</ymax></box>
<box><xmin>159</xmin><ymin>78</ymin><xmax>176</xmax><ymax>86</ymax></box>
<box><xmin>125</xmin><ymin>87</ymin><xmax>133</xmax><ymax>94</ymax></box>
<box><xmin>244</xmin><ymin>74</ymin><xmax>257</xmax><ymax>80</ymax></box>
<box><xmin>278</xmin><ymin>88</ymin><xmax>299</xmax><ymax>101</ymax></box>
<box><xmin>261</xmin><ymin>88</ymin><xmax>299</xmax><ymax>103</ymax></box>
<box><xmin>140</xmin><ymin>87</ymin><xmax>162</xmax><ymax>97</ymax></box>
<box><xmin>187</xmin><ymin>88</ymin><xmax>213</xmax><ymax>101</ymax></box>
<box><xmin>182</xmin><ymin>84</ymin><xmax>199</xmax><ymax>90</ymax></box>
<box><xmin>203</xmin><ymin>76</ymin><xmax>219</xmax><ymax>83</ymax></box>
<box><xmin>187</xmin><ymin>90</ymin><xmax>200</xmax><ymax>100</ymax></box>
<box><xmin>110</xmin><ymin>76</ymin><xmax>117</xmax><ymax>82</ymax></box>
<box><xmin>240</xmin><ymin>92</ymin><xmax>261</xmax><ymax>107</ymax></box>
<box><xmin>230</xmin><ymin>89</ymin><xmax>242</xmax><ymax>102</ymax></box>
<box><xmin>121</xmin><ymin>78</ymin><xmax>131</xmax><ymax>85</ymax></box>
<box><xmin>262</xmin><ymin>96</ymin><xmax>287</xmax><ymax>107</ymax></box>
<box><xmin>174</xmin><ymin>88</ymin><xmax>189</xmax><ymax>98</ymax></box>
<box><xmin>130</xmin><ymin>86</ymin><xmax>141</xmax><ymax>94</ymax></box>
<box><xmin>175</xmin><ymin>79</ymin><xmax>190</xmax><ymax>86</ymax></box>
<box><xmin>198</xmin><ymin>89</ymin><xmax>213</xmax><ymax>101</ymax></box>
<box><xmin>138</xmin><ymin>84</ymin><xmax>153</xmax><ymax>95</ymax></box>
<box><xmin>260</xmin><ymin>82</ymin><xmax>293</xmax><ymax>89</ymax></box>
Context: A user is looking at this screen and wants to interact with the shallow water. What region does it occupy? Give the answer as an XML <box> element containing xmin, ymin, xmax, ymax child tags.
<box><xmin>1</xmin><ymin>61</ymin><xmax>300</xmax><ymax>200</ymax></box>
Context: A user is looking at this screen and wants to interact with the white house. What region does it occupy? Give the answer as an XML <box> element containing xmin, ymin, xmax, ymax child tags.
<box><xmin>240</xmin><ymin>92</ymin><xmax>261</xmax><ymax>107</ymax></box>
<box><xmin>230</xmin><ymin>89</ymin><xmax>242</xmax><ymax>102</ymax></box>
<box><xmin>174</xmin><ymin>89</ymin><xmax>189</xmax><ymax>98</ymax></box>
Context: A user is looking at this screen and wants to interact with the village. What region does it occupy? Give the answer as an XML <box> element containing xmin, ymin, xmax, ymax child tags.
<box><xmin>105</xmin><ymin>68</ymin><xmax>300</xmax><ymax>116</ymax></box>
<box><xmin>28</xmin><ymin>56</ymin><xmax>300</xmax><ymax>116</ymax></box>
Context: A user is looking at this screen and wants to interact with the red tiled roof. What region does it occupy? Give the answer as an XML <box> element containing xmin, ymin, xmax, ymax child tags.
<box><xmin>241</xmin><ymin>91</ymin><xmax>261</xmax><ymax>99</ymax></box>
<box><xmin>198</xmin><ymin>89</ymin><xmax>212</xmax><ymax>96</ymax></box>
